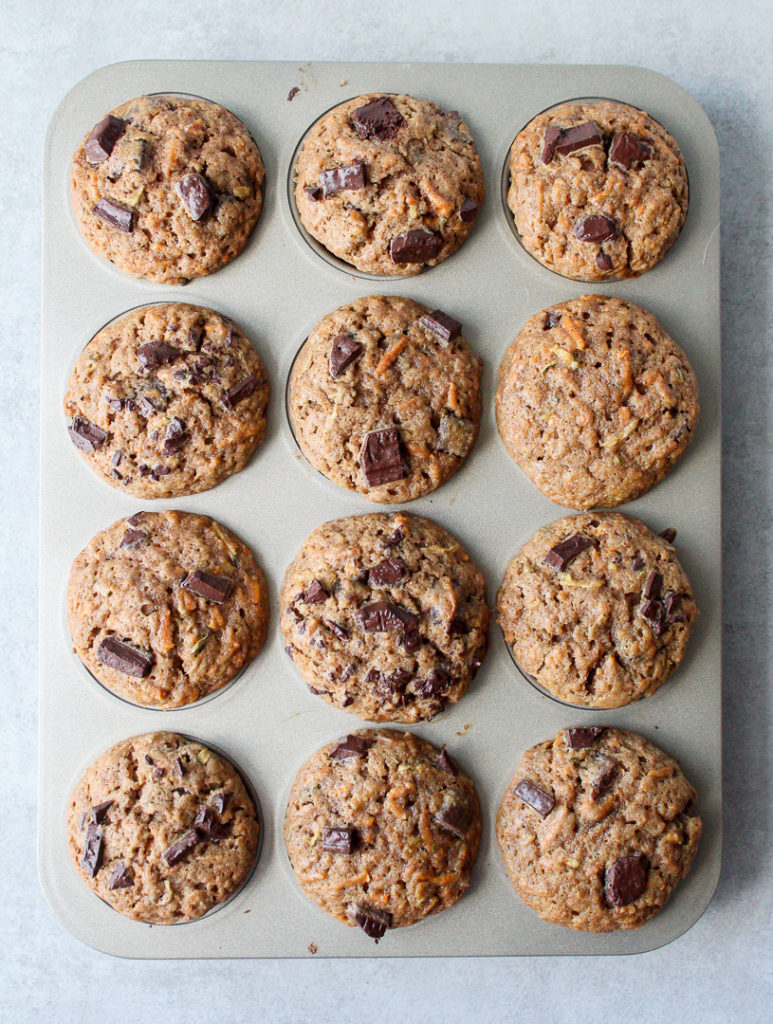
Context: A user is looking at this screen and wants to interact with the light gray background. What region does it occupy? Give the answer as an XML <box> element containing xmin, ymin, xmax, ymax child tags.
<box><xmin>1</xmin><ymin>0</ymin><xmax>771</xmax><ymax>1020</ymax></box>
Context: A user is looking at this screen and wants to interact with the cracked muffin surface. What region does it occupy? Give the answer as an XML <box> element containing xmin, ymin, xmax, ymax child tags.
<box><xmin>281</xmin><ymin>512</ymin><xmax>489</xmax><ymax>723</ymax></box>
<box><xmin>294</xmin><ymin>93</ymin><xmax>484</xmax><ymax>275</ymax></box>
<box><xmin>67</xmin><ymin>732</ymin><xmax>259</xmax><ymax>923</ymax></box>
<box><xmin>67</xmin><ymin>510</ymin><xmax>268</xmax><ymax>708</ymax></box>
<box><xmin>496</xmin><ymin>511</ymin><xmax>698</xmax><ymax>708</ymax></box>
<box><xmin>64</xmin><ymin>303</ymin><xmax>269</xmax><ymax>499</ymax></box>
<box><xmin>71</xmin><ymin>94</ymin><xmax>264</xmax><ymax>283</ymax></box>
<box><xmin>508</xmin><ymin>99</ymin><xmax>688</xmax><ymax>280</ymax></box>
<box><xmin>495</xmin><ymin>295</ymin><xmax>699</xmax><ymax>508</ymax></box>
<box><xmin>288</xmin><ymin>295</ymin><xmax>482</xmax><ymax>503</ymax></box>
<box><xmin>284</xmin><ymin>729</ymin><xmax>481</xmax><ymax>938</ymax></box>
<box><xmin>496</xmin><ymin>727</ymin><xmax>701</xmax><ymax>931</ymax></box>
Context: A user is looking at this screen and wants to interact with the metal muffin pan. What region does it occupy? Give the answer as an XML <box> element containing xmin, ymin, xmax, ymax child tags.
<box><xmin>40</xmin><ymin>61</ymin><xmax>721</xmax><ymax>958</ymax></box>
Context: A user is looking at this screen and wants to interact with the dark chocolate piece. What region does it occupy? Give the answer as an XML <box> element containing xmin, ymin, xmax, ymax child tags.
<box><xmin>107</xmin><ymin>862</ymin><xmax>133</xmax><ymax>890</ymax></box>
<box><xmin>553</xmin><ymin>121</ymin><xmax>603</xmax><ymax>157</ymax></box>
<box><xmin>224</xmin><ymin>375</ymin><xmax>258</xmax><ymax>408</ymax></box>
<box><xmin>514</xmin><ymin>779</ymin><xmax>555</xmax><ymax>817</ymax></box>
<box><xmin>436</xmin><ymin>747</ymin><xmax>458</xmax><ymax>775</ymax></box>
<box><xmin>349</xmin><ymin>903</ymin><xmax>391</xmax><ymax>940</ymax></box>
<box><xmin>92</xmin><ymin>197</ymin><xmax>134</xmax><ymax>233</ymax></box>
<box><xmin>609</xmin><ymin>132</ymin><xmax>652</xmax><ymax>170</ymax></box>
<box><xmin>596</xmin><ymin>251</ymin><xmax>613</xmax><ymax>271</ymax></box>
<box><xmin>604</xmin><ymin>854</ymin><xmax>648</xmax><ymax>907</ymax></box>
<box><xmin>565</xmin><ymin>726</ymin><xmax>607</xmax><ymax>749</ymax></box>
<box><xmin>383</xmin><ymin>527</ymin><xmax>403</xmax><ymax>549</ymax></box>
<box><xmin>194</xmin><ymin>805</ymin><xmax>227</xmax><ymax>841</ymax></box>
<box><xmin>329</xmin><ymin>333</ymin><xmax>363</xmax><ymax>378</ymax></box>
<box><xmin>664</xmin><ymin>591</ymin><xmax>684</xmax><ymax>622</ymax></box>
<box><xmin>144</xmin><ymin>755</ymin><xmax>154</xmax><ymax>765</ymax></box>
<box><xmin>162</xmin><ymin>416</ymin><xmax>188</xmax><ymax>454</ymax></box>
<box><xmin>90</xmin><ymin>800</ymin><xmax>114</xmax><ymax>825</ymax></box>
<box><xmin>163</xmin><ymin>829</ymin><xmax>200</xmax><ymax>866</ymax></box>
<box><xmin>211</xmin><ymin>792</ymin><xmax>230</xmax><ymax>815</ymax></box>
<box><xmin>459</xmin><ymin>197</ymin><xmax>479</xmax><ymax>222</ymax></box>
<box><xmin>81</xmin><ymin>824</ymin><xmax>104</xmax><ymax>878</ymax></box>
<box><xmin>68</xmin><ymin>416</ymin><xmax>107</xmax><ymax>453</ymax></box>
<box><xmin>433</xmin><ymin>798</ymin><xmax>471</xmax><ymax>838</ymax></box>
<box><xmin>176</xmin><ymin>172</ymin><xmax>212</xmax><ymax>220</ymax></box>
<box><xmin>97</xmin><ymin>637</ymin><xmax>153</xmax><ymax>677</ymax></box>
<box><xmin>329</xmin><ymin>735</ymin><xmax>375</xmax><ymax>761</ymax></box>
<box><xmin>152</xmin><ymin>766</ymin><xmax>164</xmax><ymax>781</ymax></box>
<box><xmin>319</xmin><ymin>161</ymin><xmax>367</xmax><ymax>197</ymax></box>
<box><xmin>589</xmin><ymin>755</ymin><xmax>617</xmax><ymax>799</ymax></box>
<box><xmin>631</xmin><ymin>556</ymin><xmax>646</xmax><ymax>572</ymax></box>
<box><xmin>573</xmin><ymin>215</ymin><xmax>617</xmax><ymax>242</ymax></box>
<box><xmin>322</xmin><ymin>825</ymin><xmax>356</xmax><ymax>854</ymax></box>
<box><xmin>351</xmin><ymin>96</ymin><xmax>404</xmax><ymax>140</ymax></box>
<box><xmin>641</xmin><ymin>598</ymin><xmax>665</xmax><ymax>635</ymax></box>
<box><xmin>643</xmin><ymin>571</ymin><xmax>663</xmax><ymax>601</ymax></box>
<box><xmin>543</xmin><ymin>534</ymin><xmax>593</xmax><ymax>571</ymax></box>
<box><xmin>359</xmin><ymin>427</ymin><xmax>405</xmax><ymax>487</ymax></box>
<box><xmin>181</xmin><ymin>570</ymin><xmax>233</xmax><ymax>604</ymax></box>
<box><xmin>84</xmin><ymin>115</ymin><xmax>126</xmax><ymax>164</ymax></box>
<box><xmin>543</xmin><ymin>311</ymin><xmax>562</xmax><ymax>329</ymax></box>
<box><xmin>369</xmin><ymin>557</ymin><xmax>406</xmax><ymax>586</ymax></box>
<box><xmin>414</xmin><ymin>668</ymin><xmax>450</xmax><ymax>699</ymax></box>
<box><xmin>390</xmin><ymin>228</ymin><xmax>441</xmax><ymax>264</ymax></box>
<box><xmin>301</xmin><ymin>578</ymin><xmax>328</xmax><ymax>604</ymax></box>
<box><xmin>355</xmin><ymin>601</ymin><xmax>418</xmax><ymax>636</ymax></box>
<box><xmin>659</xmin><ymin>528</ymin><xmax>677</xmax><ymax>544</ymax></box>
<box><xmin>540</xmin><ymin>124</ymin><xmax>562</xmax><ymax>163</ymax></box>
<box><xmin>136</xmin><ymin>341</ymin><xmax>179</xmax><ymax>371</ymax></box>
<box><xmin>120</xmin><ymin>528</ymin><xmax>147</xmax><ymax>550</ymax></box>
<box><xmin>304</xmin><ymin>185</ymin><xmax>322</xmax><ymax>201</ymax></box>
<box><xmin>421</xmin><ymin>309</ymin><xmax>462</xmax><ymax>344</ymax></box>
<box><xmin>326</xmin><ymin>620</ymin><xmax>349</xmax><ymax>642</ymax></box>
<box><xmin>174</xmin><ymin>758</ymin><xmax>185</xmax><ymax>778</ymax></box>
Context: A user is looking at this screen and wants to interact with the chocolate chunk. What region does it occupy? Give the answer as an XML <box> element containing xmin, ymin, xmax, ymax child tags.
<box><xmin>565</xmin><ymin>726</ymin><xmax>607</xmax><ymax>749</ymax></box>
<box><xmin>300</xmin><ymin>578</ymin><xmax>328</xmax><ymax>604</ymax></box>
<box><xmin>540</xmin><ymin>124</ymin><xmax>563</xmax><ymax>163</ymax></box>
<box><xmin>604</xmin><ymin>854</ymin><xmax>648</xmax><ymax>907</ymax></box>
<box><xmin>664</xmin><ymin>591</ymin><xmax>684</xmax><ymax>622</ymax></box>
<box><xmin>514</xmin><ymin>779</ymin><xmax>555</xmax><ymax>817</ymax></box>
<box><xmin>369</xmin><ymin>557</ymin><xmax>406</xmax><ymax>586</ymax></box>
<box><xmin>329</xmin><ymin>735</ymin><xmax>375</xmax><ymax>761</ymax></box>
<box><xmin>349</xmin><ymin>903</ymin><xmax>391</xmax><ymax>940</ymax></box>
<box><xmin>390</xmin><ymin>228</ymin><xmax>441</xmax><ymax>264</ymax></box>
<box><xmin>643</xmin><ymin>571</ymin><xmax>663</xmax><ymax>601</ymax></box>
<box><xmin>174</xmin><ymin>758</ymin><xmax>185</xmax><ymax>778</ymax></box>
<box><xmin>351</xmin><ymin>96</ymin><xmax>404</xmax><ymax>140</ymax></box>
<box><xmin>436</xmin><ymin>413</ymin><xmax>474</xmax><ymax>457</ymax></box>
<box><xmin>631</xmin><ymin>556</ymin><xmax>645</xmax><ymax>572</ymax></box>
<box><xmin>589</xmin><ymin>754</ymin><xmax>618</xmax><ymax>799</ymax></box>
<box><xmin>319</xmin><ymin>161</ymin><xmax>367</xmax><ymax>197</ymax></box>
<box><xmin>543</xmin><ymin>311</ymin><xmax>562</xmax><ymax>330</ymax></box>
<box><xmin>211</xmin><ymin>792</ymin><xmax>230</xmax><ymax>815</ymax></box>
<box><xmin>92</xmin><ymin>197</ymin><xmax>134</xmax><ymax>233</ymax></box>
<box><xmin>304</xmin><ymin>185</ymin><xmax>322</xmax><ymax>201</ymax></box>
<box><xmin>90</xmin><ymin>799</ymin><xmax>114</xmax><ymax>824</ymax></box>
<box><xmin>107</xmin><ymin>862</ymin><xmax>133</xmax><ymax>890</ymax></box>
<box><xmin>329</xmin><ymin>333</ymin><xmax>363</xmax><ymax>378</ymax></box>
<box><xmin>414</xmin><ymin>668</ymin><xmax>450</xmax><ymax>700</ymax></box>
<box><xmin>181</xmin><ymin>570</ymin><xmax>233</xmax><ymax>604</ymax></box>
<box><xmin>152</xmin><ymin>766</ymin><xmax>164</xmax><ymax>781</ymax></box>
<box><xmin>137</xmin><ymin>395</ymin><xmax>157</xmax><ymax>418</ymax></box>
<box><xmin>194</xmin><ymin>805</ymin><xmax>227</xmax><ymax>841</ymax></box>
<box><xmin>84</xmin><ymin>115</ymin><xmax>126</xmax><ymax>164</ymax></box>
<box><xmin>355</xmin><ymin>601</ymin><xmax>418</xmax><ymax>636</ymax></box>
<box><xmin>609</xmin><ymin>131</ymin><xmax>652</xmax><ymax>170</ymax></box>
<box><xmin>287</xmin><ymin>86</ymin><xmax>300</xmax><ymax>101</ymax></box>
<box><xmin>104</xmin><ymin>395</ymin><xmax>124</xmax><ymax>411</ymax></box>
<box><xmin>137</xmin><ymin>341</ymin><xmax>179</xmax><ymax>371</ymax></box>
<box><xmin>120</xmin><ymin>528</ymin><xmax>147</xmax><ymax>550</ymax></box>
<box><xmin>326</xmin><ymin>620</ymin><xmax>349</xmax><ymax>642</ymax></box>
<box><xmin>596</xmin><ymin>251</ymin><xmax>613</xmax><ymax>271</ymax></box>
<box><xmin>322</xmin><ymin>825</ymin><xmax>357</xmax><ymax>854</ymax></box>
<box><xmin>573</xmin><ymin>215</ymin><xmax>617</xmax><ymax>242</ymax></box>
<box><xmin>434</xmin><ymin>798</ymin><xmax>471</xmax><ymax>838</ymax></box>
<box><xmin>383</xmin><ymin>527</ymin><xmax>403</xmax><ymax>549</ymax></box>
<box><xmin>110</xmin><ymin>451</ymin><xmax>122</xmax><ymax>469</ymax></box>
<box><xmin>554</xmin><ymin>121</ymin><xmax>603</xmax><ymax>157</ymax></box>
<box><xmin>641</xmin><ymin>598</ymin><xmax>665</xmax><ymax>635</ymax></box>
<box><xmin>176</xmin><ymin>172</ymin><xmax>212</xmax><ymax>220</ymax></box>
<box><xmin>436</xmin><ymin>747</ymin><xmax>458</xmax><ymax>775</ymax></box>
<box><xmin>373</xmin><ymin>669</ymin><xmax>411</xmax><ymax>700</ymax></box>
<box><xmin>223</xmin><ymin>375</ymin><xmax>259</xmax><ymax>409</ymax></box>
<box><xmin>459</xmin><ymin>197</ymin><xmax>479</xmax><ymax>222</ymax></box>
<box><xmin>144</xmin><ymin>755</ymin><xmax>154</xmax><ymax>765</ymax></box>
<box><xmin>659</xmin><ymin>528</ymin><xmax>677</xmax><ymax>544</ymax></box>
<box><xmin>421</xmin><ymin>309</ymin><xmax>462</xmax><ymax>344</ymax></box>
<box><xmin>163</xmin><ymin>829</ymin><xmax>200</xmax><ymax>866</ymax></box>
<box><xmin>81</xmin><ymin>824</ymin><xmax>104</xmax><ymax>878</ymax></box>
<box><xmin>359</xmin><ymin>427</ymin><xmax>405</xmax><ymax>487</ymax></box>
<box><xmin>97</xmin><ymin>637</ymin><xmax>153</xmax><ymax>677</ymax></box>
<box><xmin>68</xmin><ymin>416</ymin><xmax>107</xmax><ymax>453</ymax></box>
<box><xmin>162</xmin><ymin>417</ymin><xmax>187</xmax><ymax>455</ymax></box>
<box><xmin>543</xmin><ymin>534</ymin><xmax>593</xmax><ymax>571</ymax></box>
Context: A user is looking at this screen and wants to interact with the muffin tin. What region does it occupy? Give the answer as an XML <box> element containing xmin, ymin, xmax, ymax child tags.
<box><xmin>40</xmin><ymin>61</ymin><xmax>721</xmax><ymax>957</ymax></box>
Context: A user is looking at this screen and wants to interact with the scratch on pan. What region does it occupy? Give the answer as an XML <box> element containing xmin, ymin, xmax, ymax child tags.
<box><xmin>702</xmin><ymin>221</ymin><xmax>720</xmax><ymax>265</ymax></box>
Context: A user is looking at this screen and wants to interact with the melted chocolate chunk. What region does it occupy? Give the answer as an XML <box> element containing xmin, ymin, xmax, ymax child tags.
<box><xmin>351</xmin><ymin>96</ymin><xmax>405</xmax><ymax>140</ymax></box>
<box><xmin>92</xmin><ymin>197</ymin><xmax>134</xmax><ymax>233</ymax></box>
<box><xmin>360</xmin><ymin>428</ymin><xmax>405</xmax><ymax>487</ymax></box>
<box><xmin>176</xmin><ymin>173</ymin><xmax>212</xmax><ymax>220</ymax></box>
<box><xmin>349</xmin><ymin>903</ymin><xmax>391</xmax><ymax>940</ymax></box>
<box><xmin>329</xmin><ymin>735</ymin><xmax>375</xmax><ymax>761</ymax></box>
<box><xmin>376</xmin><ymin>669</ymin><xmax>412</xmax><ymax>700</ymax></box>
<box><xmin>136</xmin><ymin>341</ymin><xmax>179</xmax><ymax>371</ymax></box>
<box><xmin>107</xmin><ymin>862</ymin><xmax>133</xmax><ymax>890</ymax></box>
<box><xmin>194</xmin><ymin>805</ymin><xmax>227</xmax><ymax>841</ymax></box>
<box><xmin>604</xmin><ymin>854</ymin><xmax>648</xmax><ymax>907</ymax></box>
<box><xmin>329</xmin><ymin>333</ymin><xmax>363</xmax><ymax>378</ymax></box>
<box><xmin>69</xmin><ymin>416</ymin><xmax>107</xmax><ymax>453</ymax></box>
<box><xmin>664</xmin><ymin>591</ymin><xmax>684</xmax><ymax>622</ymax></box>
<box><xmin>588</xmin><ymin>754</ymin><xmax>618</xmax><ymax>799</ymax></box>
<box><xmin>90</xmin><ymin>800</ymin><xmax>114</xmax><ymax>825</ymax></box>
<box><xmin>565</xmin><ymin>726</ymin><xmax>607</xmax><ymax>749</ymax></box>
<box><xmin>436</xmin><ymin>747</ymin><xmax>459</xmax><ymax>775</ymax></box>
<box><xmin>326</xmin><ymin>620</ymin><xmax>349</xmax><ymax>642</ymax></box>
<box><xmin>540</xmin><ymin>124</ymin><xmax>562</xmax><ymax>163</ymax></box>
<box><xmin>631</xmin><ymin>556</ymin><xmax>645</xmax><ymax>572</ymax></box>
<box><xmin>554</xmin><ymin>121</ymin><xmax>603</xmax><ymax>156</ymax></box>
<box><xmin>641</xmin><ymin>598</ymin><xmax>665</xmax><ymax>635</ymax></box>
<box><xmin>573</xmin><ymin>215</ymin><xmax>617</xmax><ymax>242</ymax></box>
<box><xmin>174</xmin><ymin>758</ymin><xmax>186</xmax><ymax>778</ymax></box>
<box><xmin>643</xmin><ymin>571</ymin><xmax>663</xmax><ymax>601</ymax></box>
<box><xmin>211</xmin><ymin>792</ymin><xmax>230</xmax><ymax>815</ymax></box>
<box><xmin>459</xmin><ymin>197</ymin><xmax>479</xmax><ymax>222</ymax></box>
<box><xmin>355</xmin><ymin>601</ymin><xmax>418</xmax><ymax>636</ymax></box>
<box><xmin>81</xmin><ymin>824</ymin><xmax>104</xmax><ymax>877</ymax></box>
<box><xmin>369</xmin><ymin>557</ymin><xmax>406</xmax><ymax>586</ymax></box>
<box><xmin>301</xmin><ymin>578</ymin><xmax>328</xmax><ymax>604</ymax></box>
<box><xmin>514</xmin><ymin>779</ymin><xmax>555</xmax><ymax>818</ymax></box>
<box><xmin>97</xmin><ymin>637</ymin><xmax>153</xmax><ymax>677</ymax></box>
<box><xmin>421</xmin><ymin>309</ymin><xmax>462</xmax><ymax>344</ymax></box>
<box><xmin>162</xmin><ymin>417</ymin><xmax>187</xmax><ymax>455</ymax></box>
<box><xmin>434</xmin><ymin>798</ymin><xmax>471</xmax><ymax>838</ymax></box>
<box><xmin>389</xmin><ymin>229</ymin><xmax>441</xmax><ymax>264</ymax></box>
<box><xmin>304</xmin><ymin>185</ymin><xmax>322</xmax><ymax>201</ymax></box>
<box><xmin>659</xmin><ymin>528</ymin><xmax>677</xmax><ymax>544</ymax></box>
<box><xmin>319</xmin><ymin>161</ymin><xmax>367</xmax><ymax>197</ymax></box>
<box><xmin>181</xmin><ymin>570</ymin><xmax>233</xmax><ymax>604</ymax></box>
<box><xmin>543</xmin><ymin>534</ymin><xmax>593</xmax><ymax>571</ymax></box>
<box><xmin>543</xmin><ymin>310</ymin><xmax>562</xmax><ymax>329</ymax></box>
<box><xmin>163</xmin><ymin>829</ymin><xmax>200</xmax><ymax>866</ymax></box>
<box><xmin>414</xmin><ymin>668</ymin><xmax>450</xmax><ymax>699</ymax></box>
<box><xmin>383</xmin><ymin>526</ymin><xmax>403</xmax><ymax>549</ymax></box>
<box><xmin>84</xmin><ymin>115</ymin><xmax>126</xmax><ymax>164</ymax></box>
<box><xmin>596</xmin><ymin>251</ymin><xmax>613</xmax><ymax>271</ymax></box>
<box><xmin>224</xmin><ymin>375</ymin><xmax>258</xmax><ymax>408</ymax></box>
<box><xmin>322</xmin><ymin>825</ymin><xmax>357</xmax><ymax>854</ymax></box>
<box><xmin>609</xmin><ymin>131</ymin><xmax>652</xmax><ymax>170</ymax></box>
<box><xmin>119</xmin><ymin>528</ymin><xmax>147</xmax><ymax>550</ymax></box>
